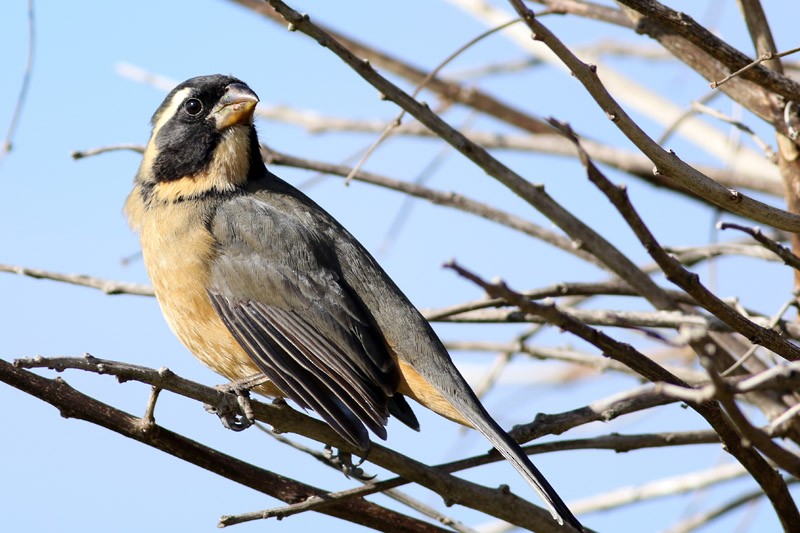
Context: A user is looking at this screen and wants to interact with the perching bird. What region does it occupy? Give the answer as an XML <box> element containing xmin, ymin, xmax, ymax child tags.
<box><xmin>125</xmin><ymin>74</ymin><xmax>583</xmax><ymax>531</ymax></box>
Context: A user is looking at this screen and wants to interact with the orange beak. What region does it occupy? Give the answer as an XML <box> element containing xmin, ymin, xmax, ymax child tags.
<box><xmin>210</xmin><ymin>83</ymin><xmax>259</xmax><ymax>131</ymax></box>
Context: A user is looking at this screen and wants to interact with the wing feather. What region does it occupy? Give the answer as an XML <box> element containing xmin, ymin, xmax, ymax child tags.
<box><xmin>210</xmin><ymin>292</ymin><xmax>372</xmax><ymax>446</ymax></box>
<box><xmin>206</xmin><ymin>196</ymin><xmax>411</xmax><ymax>448</ymax></box>
<box><xmin>245</xmin><ymin>303</ymin><xmax>389</xmax><ymax>436</ymax></box>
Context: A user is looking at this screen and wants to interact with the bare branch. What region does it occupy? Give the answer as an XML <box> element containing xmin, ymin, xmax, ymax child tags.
<box><xmin>712</xmin><ymin>45</ymin><xmax>800</xmax><ymax>89</ymax></box>
<box><xmin>344</xmin><ymin>17</ymin><xmax>523</xmax><ymax>184</ymax></box>
<box><xmin>512</xmin><ymin>385</ymin><xmax>680</xmax><ymax>443</ymax></box>
<box><xmin>0</xmin><ymin>263</ymin><xmax>154</xmax><ymax>296</ymax></box>
<box><xmin>0</xmin><ymin>0</ymin><xmax>35</xmax><ymax>165</ymax></box>
<box><xmin>0</xmin><ymin>359</ymin><xmax>445</xmax><ymax>533</ymax></box>
<box><xmin>544</xmin><ymin>119</ymin><xmax>800</xmax><ymax>361</ymax></box>
<box><xmin>444</xmin><ymin>259</ymin><xmax>800</xmax><ymax>527</ymax></box>
<box><xmin>699</xmin><ymin>357</ymin><xmax>800</xmax><ymax>479</ymax></box>
<box><xmin>71</xmin><ymin>143</ymin><xmax>144</xmax><ymax>159</ymax></box>
<box><xmin>224</xmin><ymin>428</ymin><xmax>477</xmax><ymax>532</ymax></box>
<box><xmin>8</xmin><ymin>355</ymin><xmax>575</xmax><ymax>533</ymax></box>
<box><xmin>614</xmin><ymin>0</ymin><xmax>800</xmax><ymax>103</ymax></box>
<box><xmin>719</xmin><ymin>222</ymin><xmax>800</xmax><ymax>273</ymax></box>
<box><xmin>529</xmin><ymin>0</ymin><xmax>633</xmax><ymax>27</ymax></box>
<box><xmin>569</xmin><ymin>462</ymin><xmax>747</xmax><ymax>515</ymax></box>
<box><xmin>664</xmin><ymin>480</ymin><xmax>798</xmax><ymax>533</ymax></box>
<box><xmin>506</xmin><ymin>1</ymin><xmax>800</xmax><ymax>232</ymax></box>
<box><xmin>262</xmin><ymin>146</ymin><xmax>607</xmax><ymax>269</ymax></box>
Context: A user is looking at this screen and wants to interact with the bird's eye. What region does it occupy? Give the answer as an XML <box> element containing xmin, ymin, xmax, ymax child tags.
<box><xmin>184</xmin><ymin>98</ymin><xmax>203</xmax><ymax>116</ymax></box>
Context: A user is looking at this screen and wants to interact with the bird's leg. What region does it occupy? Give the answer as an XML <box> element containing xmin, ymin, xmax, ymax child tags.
<box><xmin>225</xmin><ymin>373</ymin><xmax>272</xmax><ymax>391</ymax></box>
<box><xmin>323</xmin><ymin>445</ymin><xmax>375</xmax><ymax>481</ymax></box>
<box><xmin>204</xmin><ymin>373</ymin><xmax>268</xmax><ymax>432</ymax></box>
<box><xmin>205</xmin><ymin>389</ymin><xmax>252</xmax><ymax>431</ymax></box>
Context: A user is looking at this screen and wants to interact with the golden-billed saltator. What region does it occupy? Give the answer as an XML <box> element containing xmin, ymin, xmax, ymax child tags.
<box><xmin>125</xmin><ymin>74</ymin><xmax>582</xmax><ymax>531</ymax></box>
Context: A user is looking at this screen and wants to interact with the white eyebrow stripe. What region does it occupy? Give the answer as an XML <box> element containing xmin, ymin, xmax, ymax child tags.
<box><xmin>151</xmin><ymin>87</ymin><xmax>192</xmax><ymax>139</ymax></box>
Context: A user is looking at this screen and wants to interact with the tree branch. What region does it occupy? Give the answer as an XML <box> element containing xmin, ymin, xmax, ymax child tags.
<box><xmin>444</xmin><ymin>261</ymin><xmax>800</xmax><ymax>529</ymax></box>
<box><xmin>0</xmin><ymin>359</ymin><xmax>446</xmax><ymax>532</ymax></box>
<box><xmin>506</xmin><ymin>1</ymin><xmax>800</xmax><ymax>232</ymax></box>
<box><xmin>8</xmin><ymin>355</ymin><xmax>576</xmax><ymax>533</ymax></box>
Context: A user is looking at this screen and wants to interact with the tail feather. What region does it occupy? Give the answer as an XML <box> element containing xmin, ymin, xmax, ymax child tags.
<box><xmin>461</xmin><ymin>402</ymin><xmax>584</xmax><ymax>532</ymax></box>
<box><xmin>397</xmin><ymin>357</ymin><xmax>583</xmax><ymax>529</ymax></box>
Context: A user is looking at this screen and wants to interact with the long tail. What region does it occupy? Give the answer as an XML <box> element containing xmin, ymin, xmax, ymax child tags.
<box><xmin>464</xmin><ymin>402</ymin><xmax>584</xmax><ymax>531</ymax></box>
<box><xmin>397</xmin><ymin>360</ymin><xmax>583</xmax><ymax>530</ymax></box>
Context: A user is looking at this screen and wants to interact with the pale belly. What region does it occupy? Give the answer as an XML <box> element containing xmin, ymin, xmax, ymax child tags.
<box><xmin>140</xmin><ymin>212</ymin><xmax>281</xmax><ymax>397</ymax></box>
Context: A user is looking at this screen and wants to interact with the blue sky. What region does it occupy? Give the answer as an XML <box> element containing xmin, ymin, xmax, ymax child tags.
<box><xmin>1</xmin><ymin>1</ymin><xmax>798</xmax><ymax>532</ymax></box>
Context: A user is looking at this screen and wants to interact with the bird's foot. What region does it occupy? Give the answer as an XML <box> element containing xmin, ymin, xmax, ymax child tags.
<box><xmin>205</xmin><ymin>377</ymin><xmax>264</xmax><ymax>431</ymax></box>
<box><xmin>324</xmin><ymin>445</ymin><xmax>375</xmax><ymax>481</ymax></box>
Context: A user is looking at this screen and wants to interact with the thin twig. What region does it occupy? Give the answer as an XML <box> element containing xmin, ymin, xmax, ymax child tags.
<box><xmin>344</xmin><ymin>17</ymin><xmax>522</xmax><ymax>184</ymax></box>
<box><xmin>10</xmin><ymin>355</ymin><xmax>572</xmax><ymax>532</ymax></box>
<box><xmin>512</xmin><ymin>385</ymin><xmax>677</xmax><ymax>443</ymax></box>
<box><xmin>720</xmin><ymin>294</ymin><xmax>796</xmax><ymax>377</ymax></box>
<box><xmin>664</xmin><ymin>480</ymin><xmax>798</xmax><ymax>533</ymax></box>
<box><xmin>719</xmin><ymin>222</ymin><xmax>800</xmax><ymax>272</ymax></box>
<box><xmin>0</xmin><ymin>359</ymin><xmax>445</xmax><ymax>532</ymax></box>
<box><xmin>439</xmin><ymin>307</ymin><xmax>721</xmax><ymax>332</ymax></box>
<box><xmin>506</xmin><ymin>1</ymin><xmax>800</xmax><ymax>232</ymax></box>
<box><xmin>0</xmin><ymin>263</ymin><xmax>154</xmax><ymax>296</ymax></box>
<box><xmin>656</xmin><ymin>90</ymin><xmax>722</xmax><ymax>146</ymax></box>
<box><xmin>711</xmin><ymin>45</ymin><xmax>800</xmax><ymax>89</ymax></box>
<box><xmin>446</xmin><ymin>340</ymin><xmax>707</xmax><ymax>385</ymax></box>
<box><xmin>71</xmin><ymin>143</ymin><xmax>144</xmax><ymax>159</ymax></box>
<box><xmin>699</xmin><ymin>356</ymin><xmax>800</xmax><ymax>479</ymax></box>
<box><xmin>446</xmin><ymin>57</ymin><xmax>542</xmax><ymax>80</ymax></box>
<box><xmin>691</xmin><ymin>102</ymin><xmax>776</xmax><ymax>161</ymax></box>
<box><xmin>140</xmin><ymin>386</ymin><xmax>161</xmax><ymax>429</ymax></box>
<box><xmin>225</xmin><ymin>426</ymin><xmax>478</xmax><ymax>532</ymax></box>
<box><xmin>654</xmin><ymin>361</ymin><xmax>800</xmax><ymax>404</ymax></box>
<box><xmin>545</xmin><ymin>118</ymin><xmax>800</xmax><ymax>361</ymax></box>
<box><xmin>0</xmin><ymin>0</ymin><xmax>35</xmax><ymax>165</ymax></box>
<box><xmin>769</xmin><ymin>402</ymin><xmax>800</xmax><ymax>435</ymax></box>
<box><xmin>568</xmin><ymin>463</ymin><xmax>747</xmax><ymax>515</ymax></box>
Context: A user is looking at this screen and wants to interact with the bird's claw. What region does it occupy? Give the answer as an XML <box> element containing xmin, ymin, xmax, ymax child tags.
<box><xmin>324</xmin><ymin>445</ymin><xmax>375</xmax><ymax>481</ymax></box>
<box><xmin>205</xmin><ymin>384</ymin><xmax>255</xmax><ymax>432</ymax></box>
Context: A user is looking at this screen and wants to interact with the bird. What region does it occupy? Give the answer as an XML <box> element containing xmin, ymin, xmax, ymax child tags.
<box><xmin>125</xmin><ymin>74</ymin><xmax>583</xmax><ymax>531</ymax></box>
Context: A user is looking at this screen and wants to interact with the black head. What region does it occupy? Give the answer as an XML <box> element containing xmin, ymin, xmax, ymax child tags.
<box><xmin>145</xmin><ymin>74</ymin><xmax>261</xmax><ymax>184</ymax></box>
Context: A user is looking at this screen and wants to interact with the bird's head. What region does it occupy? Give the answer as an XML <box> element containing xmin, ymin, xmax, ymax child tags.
<box><xmin>133</xmin><ymin>74</ymin><xmax>263</xmax><ymax>203</ymax></box>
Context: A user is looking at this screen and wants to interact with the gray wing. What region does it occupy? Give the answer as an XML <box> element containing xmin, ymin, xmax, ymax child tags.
<box><xmin>257</xmin><ymin>177</ymin><xmax>581</xmax><ymax>529</ymax></box>
<box><xmin>206</xmin><ymin>196</ymin><xmax>416</xmax><ymax>449</ymax></box>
